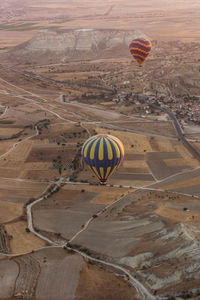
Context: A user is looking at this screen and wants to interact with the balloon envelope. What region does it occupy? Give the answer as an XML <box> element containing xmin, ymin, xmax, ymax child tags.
<box><xmin>129</xmin><ymin>38</ymin><xmax>152</xmax><ymax>66</ymax></box>
<box><xmin>82</xmin><ymin>134</ymin><xmax>124</xmax><ymax>184</ymax></box>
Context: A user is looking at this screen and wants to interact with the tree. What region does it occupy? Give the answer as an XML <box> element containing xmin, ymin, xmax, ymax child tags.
<box><xmin>52</xmin><ymin>158</ymin><xmax>63</xmax><ymax>175</ymax></box>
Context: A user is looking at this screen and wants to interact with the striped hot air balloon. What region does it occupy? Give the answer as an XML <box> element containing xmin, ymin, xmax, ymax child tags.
<box><xmin>129</xmin><ymin>38</ymin><xmax>152</xmax><ymax>67</ymax></box>
<box><xmin>82</xmin><ymin>134</ymin><xmax>124</xmax><ymax>185</ymax></box>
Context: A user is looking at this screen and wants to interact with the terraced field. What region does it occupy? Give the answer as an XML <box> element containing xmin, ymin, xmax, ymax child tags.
<box><xmin>14</xmin><ymin>255</ymin><xmax>40</xmax><ymax>299</ymax></box>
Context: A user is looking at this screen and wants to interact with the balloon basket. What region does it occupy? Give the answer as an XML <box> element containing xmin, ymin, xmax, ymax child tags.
<box><xmin>100</xmin><ymin>180</ymin><xmax>107</xmax><ymax>186</ymax></box>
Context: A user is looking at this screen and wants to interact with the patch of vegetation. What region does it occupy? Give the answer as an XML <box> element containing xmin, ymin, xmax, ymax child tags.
<box><xmin>0</xmin><ymin>129</ymin><xmax>25</xmax><ymax>141</ymax></box>
<box><xmin>0</xmin><ymin>120</ymin><xmax>14</xmax><ymax>124</ymax></box>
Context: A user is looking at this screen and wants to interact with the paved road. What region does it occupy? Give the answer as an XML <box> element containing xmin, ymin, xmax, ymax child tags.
<box><xmin>153</xmin><ymin>104</ymin><xmax>200</xmax><ymax>162</ymax></box>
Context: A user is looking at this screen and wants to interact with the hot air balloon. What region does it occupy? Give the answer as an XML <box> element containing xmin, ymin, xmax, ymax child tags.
<box><xmin>129</xmin><ymin>38</ymin><xmax>152</xmax><ymax>67</ymax></box>
<box><xmin>82</xmin><ymin>134</ymin><xmax>124</xmax><ymax>185</ymax></box>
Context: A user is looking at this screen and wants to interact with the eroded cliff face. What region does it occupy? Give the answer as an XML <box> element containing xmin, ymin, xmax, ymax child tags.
<box><xmin>2</xmin><ymin>30</ymin><xmax>200</xmax><ymax>97</ymax></box>
<box><xmin>5</xmin><ymin>29</ymin><xmax>145</xmax><ymax>63</ymax></box>
<box><xmin>19</xmin><ymin>29</ymin><xmax>144</xmax><ymax>51</ymax></box>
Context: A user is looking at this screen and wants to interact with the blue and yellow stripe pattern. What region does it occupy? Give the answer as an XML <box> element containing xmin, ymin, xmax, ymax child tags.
<box><xmin>129</xmin><ymin>38</ymin><xmax>152</xmax><ymax>66</ymax></box>
<box><xmin>82</xmin><ymin>134</ymin><xmax>124</xmax><ymax>184</ymax></box>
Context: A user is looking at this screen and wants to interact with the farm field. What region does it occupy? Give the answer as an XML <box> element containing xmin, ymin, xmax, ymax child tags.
<box><xmin>72</xmin><ymin>189</ymin><xmax>200</xmax><ymax>297</ymax></box>
<box><xmin>151</xmin><ymin>168</ymin><xmax>200</xmax><ymax>197</ymax></box>
<box><xmin>75</xmin><ymin>259</ymin><xmax>139</xmax><ymax>300</ymax></box>
<box><xmin>0</xmin><ymin>127</ymin><xmax>22</xmax><ymax>136</ymax></box>
<box><xmin>32</xmin><ymin>184</ymin><xmax>128</xmax><ymax>242</ymax></box>
<box><xmin>0</xmin><ymin>200</ymin><xmax>23</xmax><ymax>223</ymax></box>
<box><xmin>0</xmin><ymin>104</ymin><xmax>84</xmax><ymax>180</ymax></box>
<box><xmin>0</xmin><ymin>178</ymin><xmax>48</xmax><ymax>203</ymax></box>
<box><xmin>0</xmin><ymin>247</ymin><xmax>138</xmax><ymax>299</ymax></box>
<box><xmin>0</xmin><ymin>259</ymin><xmax>18</xmax><ymax>299</ymax></box>
<box><xmin>5</xmin><ymin>221</ymin><xmax>46</xmax><ymax>254</ymax></box>
<box><xmin>110</xmin><ymin>120</ymin><xmax>177</xmax><ymax>137</ymax></box>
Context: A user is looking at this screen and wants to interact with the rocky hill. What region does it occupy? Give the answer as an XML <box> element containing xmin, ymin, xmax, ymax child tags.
<box><xmin>3</xmin><ymin>29</ymin><xmax>146</xmax><ymax>64</ymax></box>
<box><xmin>2</xmin><ymin>29</ymin><xmax>200</xmax><ymax>98</ymax></box>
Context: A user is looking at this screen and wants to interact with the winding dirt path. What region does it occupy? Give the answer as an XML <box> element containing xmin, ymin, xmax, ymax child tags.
<box><xmin>0</xmin><ymin>125</ymin><xmax>39</xmax><ymax>160</ymax></box>
<box><xmin>69</xmin><ymin>246</ymin><xmax>156</xmax><ymax>300</ymax></box>
<box><xmin>0</xmin><ymin>106</ymin><xmax>8</xmax><ymax>119</ymax></box>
